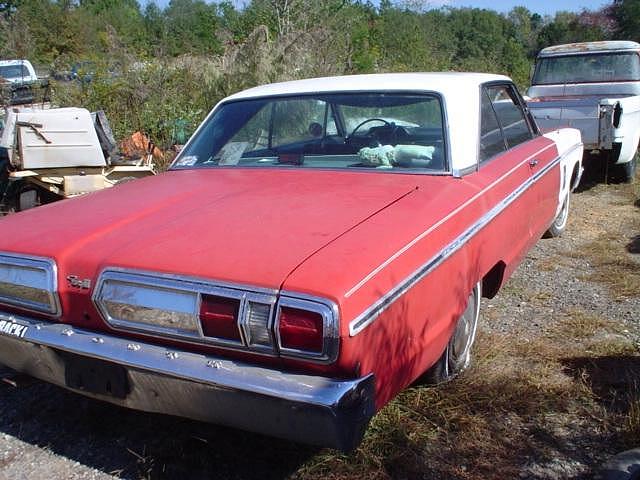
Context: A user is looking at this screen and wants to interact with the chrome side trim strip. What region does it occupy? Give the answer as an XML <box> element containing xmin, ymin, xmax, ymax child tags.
<box><xmin>344</xmin><ymin>143</ymin><xmax>556</xmax><ymax>299</ymax></box>
<box><xmin>349</xmin><ymin>145</ymin><xmax>578</xmax><ymax>336</ymax></box>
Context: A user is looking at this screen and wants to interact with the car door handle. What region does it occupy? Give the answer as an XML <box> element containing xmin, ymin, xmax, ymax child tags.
<box><xmin>529</xmin><ymin>159</ymin><xmax>539</xmax><ymax>167</ymax></box>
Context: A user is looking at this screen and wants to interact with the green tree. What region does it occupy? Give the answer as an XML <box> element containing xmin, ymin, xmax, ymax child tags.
<box><xmin>611</xmin><ymin>0</ymin><xmax>640</xmax><ymax>41</ymax></box>
<box><xmin>163</xmin><ymin>0</ymin><xmax>222</xmax><ymax>56</ymax></box>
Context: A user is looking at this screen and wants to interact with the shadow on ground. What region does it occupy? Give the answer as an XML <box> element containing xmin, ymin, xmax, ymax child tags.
<box><xmin>574</xmin><ymin>155</ymin><xmax>627</xmax><ymax>193</ymax></box>
<box><xmin>561</xmin><ymin>356</ymin><xmax>640</xmax><ymax>414</ymax></box>
<box><xmin>0</xmin><ymin>367</ymin><xmax>318</xmax><ymax>479</ymax></box>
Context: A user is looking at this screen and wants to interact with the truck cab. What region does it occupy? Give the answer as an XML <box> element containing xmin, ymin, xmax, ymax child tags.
<box><xmin>527</xmin><ymin>41</ymin><xmax>640</xmax><ymax>182</ymax></box>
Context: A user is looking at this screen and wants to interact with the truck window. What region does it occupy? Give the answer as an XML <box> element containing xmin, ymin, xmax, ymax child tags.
<box><xmin>0</xmin><ymin>64</ymin><xmax>30</xmax><ymax>80</ymax></box>
<box><xmin>533</xmin><ymin>52</ymin><xmax>640</xmax><ymax>85</ymax></box>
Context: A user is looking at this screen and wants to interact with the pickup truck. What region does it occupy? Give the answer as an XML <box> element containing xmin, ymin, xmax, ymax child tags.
<box><xmin>0</xmin><ymin>59</ymin><xmax>43</xmax><ymax>105</ymax></box>
<box><xmin>527</xmin><ymin>41</ymin><xmax>640</xmax><ymax>183</ymax></box>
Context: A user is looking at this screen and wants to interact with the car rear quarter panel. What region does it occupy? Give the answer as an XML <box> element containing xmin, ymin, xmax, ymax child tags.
<box><xmin>283</xmin><ymin>135</ymin><xmax>560</xmax><ymax>408</ymax></box>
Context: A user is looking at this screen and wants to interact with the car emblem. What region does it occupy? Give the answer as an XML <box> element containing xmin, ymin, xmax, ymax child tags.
<box><xmin>67</xmin><ymin>275</ymin><xmax>91</xmax><ymax>289</ymax></box>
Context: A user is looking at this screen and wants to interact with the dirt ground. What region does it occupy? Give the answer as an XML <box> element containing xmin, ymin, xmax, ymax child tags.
<box><xmin>0</xmin><ymin>165</ymin><xmax>638</xmax><ymax>480</ymax></box>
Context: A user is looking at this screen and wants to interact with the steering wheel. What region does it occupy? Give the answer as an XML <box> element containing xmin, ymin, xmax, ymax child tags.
<box><xmin>348</xmin><ymin>118</ymin><xmax>392</xmax><ymax>140</ymax></box>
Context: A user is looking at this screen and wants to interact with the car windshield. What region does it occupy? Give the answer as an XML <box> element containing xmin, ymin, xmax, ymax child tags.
<box><xmin>0</xmin><ymin>64</ymin><xmax>29</xmax><ymax>80</ymax></box>
<box><xmin>172</xmin><ymin>92</ymin><xmax>447</xmax><ymax>172</ymax></box>
<box><xmin>532</xmin><ymin>52</ymin><xmax>640</xmax><ymax>85</ymax></box>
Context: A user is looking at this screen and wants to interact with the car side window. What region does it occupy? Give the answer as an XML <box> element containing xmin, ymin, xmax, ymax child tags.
<box><xmin>485</xmin><ymin>85</ymin><xmax>533</xmax><ymax>149</ymax></box>
<box><xmin>479</xmin><ymin>89</ymin><xmax>507</xmax><ymax>162</ymax></box>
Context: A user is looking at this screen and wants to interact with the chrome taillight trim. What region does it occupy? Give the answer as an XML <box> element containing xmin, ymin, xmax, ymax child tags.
<box><xmin>92</xmin><ymin>269</ymin><xmax>341</xmax><ymax>364</ymax></box>
<box><xmin>239</xmin><ymin>293</ymin><xmax>277</xmax><ymax>354</ymax></box>
<box><xmin>0</xmin><ymin>252</ymin><xmax>60</xmax><ymax>317</ymax></box>
<box><xmin>92</xmin><ymin>268</ymin><xmax>279</xmax><ymax>354</ymax></box>
<box><xmin>275</xmin><ymin>293</ymin><xmax>340</xmax><ymax>364</ymax></box>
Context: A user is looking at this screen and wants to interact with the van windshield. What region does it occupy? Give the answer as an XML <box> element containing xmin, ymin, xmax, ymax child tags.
<box><xmin>532</xmin><ymin>52</ymin><xmax>640</xmax><ymax>85</ymax></box>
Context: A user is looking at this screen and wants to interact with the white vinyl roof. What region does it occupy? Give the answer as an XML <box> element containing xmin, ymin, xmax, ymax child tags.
<box><xmin>216</xmin><ymin>73</ymin><xmax>513</xmax><ymax>171</ymax></box>
<box><xmin>538</xmin><ymin>41</ymin><xmax>640</xmax><ymax>57</ymax></box>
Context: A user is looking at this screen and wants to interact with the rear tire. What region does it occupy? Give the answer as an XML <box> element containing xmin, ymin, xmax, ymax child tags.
<box><xmin>619</xmin><ymin>152</ymin><xmax>637</xmax><ymax>184</ymax></box>
<box><xmin>544</xmin><ymin>190</ymin><xmax>570</xmax><ymax>238</ymax></box>
<box><xmin>423</xmin><ymin>282</ymin><xmax>481</xmax><ymax>384</ymax></box>
<box><xmin>16</xmin><ymin>187</ymin><xmax>42</xmax><ymax>212</ymax></box>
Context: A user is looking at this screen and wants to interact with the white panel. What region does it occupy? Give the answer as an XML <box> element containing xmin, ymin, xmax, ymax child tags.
<box><xmin>16</xmin><ymin>108</ymin><xmax>106</xmax><ymax>169</ymax></box>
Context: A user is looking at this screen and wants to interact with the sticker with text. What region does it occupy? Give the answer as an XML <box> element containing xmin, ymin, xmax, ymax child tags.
<box><xmin>0</xmin><ymin>320</ymin><xmax>28</xmax><ymax>338</ymax></box>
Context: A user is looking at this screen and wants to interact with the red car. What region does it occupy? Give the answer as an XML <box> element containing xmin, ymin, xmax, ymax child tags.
<box><xmin>0</xmin><ymin>73</ymin><xmax>582</xmax><ymax>450</ymax></box>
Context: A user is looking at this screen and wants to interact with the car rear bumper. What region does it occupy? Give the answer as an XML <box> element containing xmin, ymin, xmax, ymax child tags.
<box><xmin>0</xmin><ymin>311</ymin><xmax>375</xmax><ymax>451</ymax></box>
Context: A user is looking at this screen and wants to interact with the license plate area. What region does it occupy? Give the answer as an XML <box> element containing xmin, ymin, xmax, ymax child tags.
<box><xmin>62</xmin><ymin>352</ymin><xmax>129</xmax><ymax>399</ymax></box>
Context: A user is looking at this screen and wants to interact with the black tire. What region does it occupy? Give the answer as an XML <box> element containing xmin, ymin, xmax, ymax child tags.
<box><xmin>423</xmin><ymin>282</ymin><xmax>481</xmax><ymax>384</ymax></box>
<box><xmin>16</xmin><ymin>186</ymin><xmax>42</xmax><ymax>212</ymax></box>
<box><xmin>596</xmin><ymin>448</ymin><xmax>640</xmax><ymax>480</ymax></box>
<box><xmin>544</xmin><ymin>190</ymin><xmax>570</xmax><ymax>238</ymax></box>
<box><xmin>619</xmin><ymin>152</ymin><xmax>637</xmax><ymax>184</ymax></box>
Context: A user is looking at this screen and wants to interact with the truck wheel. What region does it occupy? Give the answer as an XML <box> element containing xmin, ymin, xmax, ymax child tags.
<box><xmin>423</xmin><ymin>282</ymin><xmax>481</xmax><ymax>384</ymax></box>
<box><xmin>544</xmin><ymin>190</ymin><xmax>570</xmax><ymax>238</ymax></box>
<box><xmin>17</xmin><ymin>187</ymin><xmax>41</xmax><ymax>211</ymax></box>
<box><xmin>619</xmin><ymin>152</ymin><xmax>637</xmax><ymax>184</ymax></box>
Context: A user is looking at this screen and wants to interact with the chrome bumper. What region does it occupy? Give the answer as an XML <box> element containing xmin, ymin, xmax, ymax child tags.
<box><xmin>0</xmin><ymin>312</ymin><xmax>375</xmax><ymax>451</ymax></box>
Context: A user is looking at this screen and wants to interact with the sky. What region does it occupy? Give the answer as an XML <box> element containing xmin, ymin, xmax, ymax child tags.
<box><xmin>143</xmin><ymin>0</ymin><xmax>610</xmax><ymax>16</ymax></box>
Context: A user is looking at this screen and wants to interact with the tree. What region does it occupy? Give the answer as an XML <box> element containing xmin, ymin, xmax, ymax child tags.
<box><xmin>611</xmin><ymin>0</ymin><xmax>640</xmax><ymax>41</ymax></box>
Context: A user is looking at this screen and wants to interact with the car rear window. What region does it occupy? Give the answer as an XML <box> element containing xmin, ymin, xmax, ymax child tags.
<box><xmin>172</xmin><ymin>92</ymin><xmax>447</xmax><ymax>172</ymax></box>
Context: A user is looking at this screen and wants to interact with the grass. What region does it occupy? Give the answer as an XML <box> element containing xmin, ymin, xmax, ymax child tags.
<box><xmin>564</xmin><ymin>181</ymin><xmax>640</xmax><ymax>299</ymax></box>
<box><xmin>294</xmin><ymin>322</ymin><xmax>636</xmax><ymax>480</ymax></box>
<box><xmin>555</xmin><ymin>309</ymin><xmax>619</xmax><ymax>340</ymax></box>
<box><xmin>624</xmin><ymin>387</ymin><xmax>640</xmax><ymax>446</ymax></box>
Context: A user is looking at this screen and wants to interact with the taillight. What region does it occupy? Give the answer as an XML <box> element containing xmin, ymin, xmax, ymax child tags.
<box><xmin>275</xmin><ymin>295</ymin><xmax>338</xmax><ymax>362</ymax></box>
<box><xmin>199</xmin><ymin>294</ymin><xmax>242</xmax><ymax>342</ymax></box>
<box><xmin>278</xmin><ymin>306</ymin><xmax>324</xmax><ymax>353</ymax></box>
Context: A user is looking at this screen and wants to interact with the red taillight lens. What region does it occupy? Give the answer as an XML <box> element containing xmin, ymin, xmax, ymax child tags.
<box><xmin>199</xmin><ymin>294</ymin><xmax>241</xmax><ymax>341</ymax></box>
<box><xmin>278</xmin><ymin>306</ymin><xmax>324</xmax><ymax>353</ymax></box>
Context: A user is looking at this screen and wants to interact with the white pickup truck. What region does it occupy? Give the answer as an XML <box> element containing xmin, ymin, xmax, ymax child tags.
<box><xmin>527</xmin><ymin>41</ymin><xmax>640</xmax><ymax>183</ymax></box>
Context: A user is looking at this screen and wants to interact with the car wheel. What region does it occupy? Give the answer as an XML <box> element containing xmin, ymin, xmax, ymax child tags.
<box><xmin>544</xmin><ymin>189</ymin><xmax>570</xmax><ymax>238</ymax></box>
<box><xmin>423</xmin><ymin>282</ymin><xmax>481</xmax><ymax>384</ymax></box>
<box><xmin>597</xmin><ymin>448</ymin><xmax>640</xmax><ymax>480</ymax></box>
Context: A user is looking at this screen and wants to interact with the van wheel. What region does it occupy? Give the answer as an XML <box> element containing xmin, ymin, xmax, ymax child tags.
<box><xmin>423</xmin><ymin>282</ymin><xmax>481</xmax><ymax>384</ymax></box>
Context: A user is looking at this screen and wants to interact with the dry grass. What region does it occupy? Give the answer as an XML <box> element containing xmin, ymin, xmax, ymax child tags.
<box><xmin>295</xmin><ymin>317</ymin><xmax>638</xmax><ymax>480</ymax></box>
<box><xmin>554</xmin><ymin>309</ymin><xmax>619</xmax><ymax>340</ymax></box>
<box><xmin>624</xmin><ymin>387</ymin><xmax>640</xmax><ymax>446</ymax></box>
<box><xmin>566</xmin><ymin>181</ymin><xmax>640</xmax><ymax>299</ymax></box>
